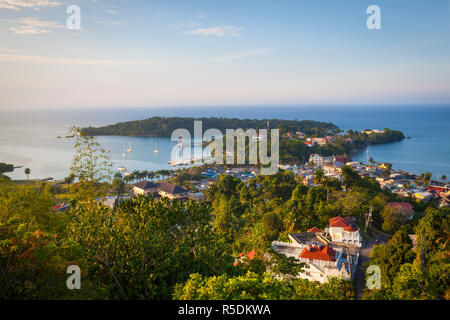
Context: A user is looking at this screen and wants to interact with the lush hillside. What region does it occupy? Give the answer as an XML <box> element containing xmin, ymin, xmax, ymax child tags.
<box><xmin>366</xmin><ymin>129</ymin><xmax>405</xmax><ymax>145</ymax></box>
<box><xmin>82</xmin><ymin>117</ymin><xmax>340</xmax><ymax>137</ymax></box>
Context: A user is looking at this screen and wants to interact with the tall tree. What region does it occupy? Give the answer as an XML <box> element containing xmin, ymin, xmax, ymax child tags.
<box><xmin>69</xmin><ymin>126</ymin><xmax>112</xmax><ymax>203</ymax></box>
<box><xmin>24</xmin><ymin>168</ymin><xmax>31</xmax><ymax>180</ymax></box>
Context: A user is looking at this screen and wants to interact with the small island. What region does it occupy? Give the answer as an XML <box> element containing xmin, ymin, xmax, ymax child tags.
<box><xmin>82</xmin><ymin>117</ymin><xmax>405</xmax><ymax>164</ymax></box>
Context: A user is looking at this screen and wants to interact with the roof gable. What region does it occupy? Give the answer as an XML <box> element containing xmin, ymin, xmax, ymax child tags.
<box><xmin>159</xmin><ymin>182</ymin><xmax>188</xmax><ymax>194</ymax></box>
<box><xmin>329</xmin><ymin>216</ymin><xmax>350</xmax><ymax>228</ymax></box>
<box><xmin>133</xmin><ymin>180</ymin><xmax>159</xmax><ymax>190</ymax></box>
<box><xmin>299</xmin><ymin>245</ymin><xmax>337</xmax><ymax>262</ymax></box>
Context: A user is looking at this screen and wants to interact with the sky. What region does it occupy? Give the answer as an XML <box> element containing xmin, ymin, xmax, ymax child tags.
<box><xmin>0</xmin><ymin>0</ymin><xmax>449</xmax><ymax>110</ymax></box>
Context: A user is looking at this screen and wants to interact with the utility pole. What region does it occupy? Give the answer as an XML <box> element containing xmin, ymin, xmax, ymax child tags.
<box><xmin>365</xmin><ymin>206</ymin><xmax>373</xmax><ymax>230</ymax></box>
<box><xmin>420</xmin><ymin>236</ymin><xmax>424</xmax><ymax>269</ymax></box>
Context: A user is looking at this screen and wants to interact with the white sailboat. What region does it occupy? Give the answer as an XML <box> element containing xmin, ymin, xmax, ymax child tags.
<box><xmin>154</xmin><ymin>142</ymin><xmax>158</xmax><ymax>153</ymax></box>
<box><xmin>126</xmin><ymin>141</ymin><xmax>132</xmax><ymax>153</ymax></box>
<box><xmin>118</xmin><ymin>152</ymin><xmax>127</xmax><ymax>172</ymax></box>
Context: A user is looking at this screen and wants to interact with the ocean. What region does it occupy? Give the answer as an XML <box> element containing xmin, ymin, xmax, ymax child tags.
<box><xmin>0</xmin><ymin>105</ymin><xmax>448</xmax><ymax>181</ymax></box>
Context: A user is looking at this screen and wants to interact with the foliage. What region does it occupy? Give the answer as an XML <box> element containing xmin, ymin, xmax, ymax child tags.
<box><xmin>367</xmin><ymin>129</ymin><xmax>405</xmax><ymax>145</ymax></box>
<box><xmin>66</xmin><ymin>197</ymin><xmax>233</xmax><ymax>299</ymax></box>
<box><xmin>69</xmin><ymin>126</ymin><xmax>113</xmax><ymax>203</ymax></box>
<box><xmin>82</xmin><ymin>117</ymin><xmax>339</xmax><ymax>138</ymax></box>
<box><xmin>173</xmin><ymin>271</ymin><xmax>353</xmax><ymax>300</ymax></box>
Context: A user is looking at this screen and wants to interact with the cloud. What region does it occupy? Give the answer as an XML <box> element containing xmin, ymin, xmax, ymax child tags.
<box><xmin>187</xmin><ymin>21</ymin><xmax>202</xmax><ymax>28</ymax></box>
<box><xmin>186</xmin><ymin>25</ymin><xmax>243</xmax><ymax>37</ymax></box>
<box><xmin>0</xmin><ymin>54</ymin><xmax>152</xmax><ymax>66</ymax></box>
<box><xmin>212</xmin><ymin>49</ymin><xmax>269</xmax><ymax>63</ymax></box>
<box><xmin>105</xmin><ymin>9</ymin><xmax>116</xmax><ymax>15</ymax></box>
<box><xmin>10</xmin><ymin>17</ymin><xmax>64</xmax><ymax>34</ymax></box>
<box><xmin>0</xmin><ymin>0</ymin><xmax>61</xmax><ymax>11</ymax></box>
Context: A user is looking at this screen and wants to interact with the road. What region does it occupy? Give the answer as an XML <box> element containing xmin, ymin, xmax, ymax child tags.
<box><xmin>354</xmin><ymin>233</ymin><xmax>390</xmax><ymax>300</ymax></box>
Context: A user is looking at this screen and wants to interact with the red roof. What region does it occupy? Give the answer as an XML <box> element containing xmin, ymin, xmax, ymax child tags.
<box><xmin>299</xmin><ymin>245</ymin><xmax>337</xmax><ymax>262</ymax></box>
<box><xmin>246</xmin><ymin>250</ymin><xmax>256</xmax><ymax>260</ymax></box>
<box><xmin>329</xmin><ymin>216</ymin><xmax>351</xmax><ymax>228</ymax></box>
<box><xmin>308</xmin><ymin>227</ymin><xmax>322</xmax><ymax>233</ymax></box>
<box><xmin>334</xmin><ymin>155</ymin><xmax>348</xmax><ymax>164</ymax></box>
<box><xmin>238</xmin><ymin>250</ymin><xmax>256</xmax><ymax>260</ymax></box>
<box><xmin>344</xmin><ymin>225</ymin><xmax>358</xmax><ymax>232</ymax></box>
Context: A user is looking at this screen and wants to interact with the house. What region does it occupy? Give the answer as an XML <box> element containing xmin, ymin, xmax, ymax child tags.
<box><xmin>345</xmin><ymin>137</ymin><xmax>354</xmax><ymax>143</ymax></box>
<box><xmin>296</xmin><ymin>131</ymin><xmax>305</xmax><ymax>139</ymax></box>
<box><xmin>309</xmin><ymin>154</ymin><xmax>333</xmax><ymax>167</ymax></box>
<box><xmin>362</xmin><ymin>129</ymin><xmax>384</xmax><ymax>135</ymax></box>
<box><xmin>98</xmin><ymin>195</ymin><xmax>131</xmax><ymax>209</ymax></box>
<box><xmin>333</xmin><ymin>155</ymin><xmax>348</xmax><ymax>165</ymax></box>
<box><xmin>328</xmin><ymin>217</ymin><xmax>362</xmax><ymax>247</ymax></box>
<box><xmin>158</xmin><ymin>182</ymin><xmax>189</xmax><ymax>200</ymax></box>
<box><xmin>132</xmin><ymin>180</ymin><xmax>159</xmax><ymax>195</ymax></box>
<box><xmin>272</xmin><ymin>240</ymin><xmax>358</xmax><ymax>283</ymax></box>
<box><xmin>386</xmin><ymin>202</ymin><xmax>415</xmax><ymax>220</ymax></box>
<box><xmin>311</xmin><ymin>137</ymin><xmax>327</xmax><ymax>146</ymax></box>
<box><xmin>233</xmin><ymin>250</ymin><xmax>256</xmax><ymax>266</ymax></box>
<box><xmin>414</xmin><ymin>191</ymin><xmax>433</xmax><ymax>203</ymax></box>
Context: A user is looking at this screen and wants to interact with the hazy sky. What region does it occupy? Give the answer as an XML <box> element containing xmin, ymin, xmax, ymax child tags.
<box><xmin>0</xmin><ymin>0</ymin><xmax>449</xmax><ymax>109</ymax></box>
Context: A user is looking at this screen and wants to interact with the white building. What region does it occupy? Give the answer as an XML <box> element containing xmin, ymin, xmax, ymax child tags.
<box><xmin>272</xmin><ymin>240</ymin><xmax>358</xmax><ymax>283</ymax></box>
<box><xmin>328</xmin><ymin>216</ymin><xmax>362</xmax><ymax>247</ymax></box>
<box><xmin>309</xmin><ymin>154</ymin><xmax>333</xmax><ymax>167</ymax></box>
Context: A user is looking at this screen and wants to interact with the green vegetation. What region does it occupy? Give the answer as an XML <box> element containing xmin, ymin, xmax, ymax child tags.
<box><xmin>0</xmin><ymin>127</ymin><xmax>445</xmax><ymax>301</ymax></box>
<box><xmin>366</xmin><ymin>128</ymin><xmax>405</xmax><ymax>145</ymax></box>
<box><xmin>24</xmin><ymin>168</ymin><xmax>31</xmax><ymax>180</ymax></box>
<box><xmin>0</xmin><ymin>162</ymin><xmax>14</xmax><ymax>179</ymax></box>
<box><xmin>82</xmin><ymin>117</ymin><xmax>340</xmax><ymax>137</ymax></box>
<box><xmin>83</xmin><ymin>117</ymin><xmax>404</xmax><ymax>166</ymax></box>
<box><xmin>365</xmin><ymin>207</ymin><xmax>449</xmax><ymax>300</ymax></box>
<box><xmin>173</xmin><ymin>272</ymin><xmax>353</xmax><ymax>300</ymax></box>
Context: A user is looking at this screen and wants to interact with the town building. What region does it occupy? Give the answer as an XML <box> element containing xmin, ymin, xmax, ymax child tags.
<box><xmin>158</xmin><ymin>182</ymin><xmax>190</xmax><ymax>200</ymax></box>
<box><xmin>132</xmin><ymin>180</ymin><xmax>159</xmax><ymax>195</ymax></box>
<box><xmin>327</xmin><ymin>216</ymin><xmax>362</xmax><ymax>247</ymax></box>
<box><xmin>272</xmin><ymin>232</ymin><xmax>359</xmax><ymax>283</ymax></box>
<box><xmin>309</xmin><ymin>154</ymin><xmax>333</xmax><ymax>167</ymax></box>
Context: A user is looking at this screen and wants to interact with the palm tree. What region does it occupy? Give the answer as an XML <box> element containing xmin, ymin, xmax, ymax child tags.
<box><xmin>132</xmin><ymin>170</ymin><xmax>140</xmax><ymax>183</ymax></box>
<box><xmin>24</xmin><ymin>168</ymin><xmax>31</xmax><ymax>180</ymax></box>
<box><xmin>313</xmin><ymin>169</ymin><xmax>324</xmax><ymax>185</ymax></box>
<box><xmin>142</xmin><ymin>170</ymin><xmax>149</xmax><ymax>181</ymax></box>
<box><xmin>112</xmin><ymin>172</ymin><xmax>126</xmax><ymax>197</ymax></box>
<box><xmin>441</xmin><ymin>175</ymin><xmax>447</xmax><ymax>184</ymax></box>
<box><xmin>422</xmin><ymin>172</ymin><xmax>432</xmax><ymax>186</ymax></box>
<box><xmin>382</xmin><ymin>163</ymin><xmax>392</xmax><ymax>178</ymax></box>
<box><xmin>124</xmin><ymin>174</ymin><xmax>133</xmax><ymax>184</ymax></box>
<box><xmin>322</xmin><ymin>176</ymin><xmax>333</xmax><ymax>202</ymax></box>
